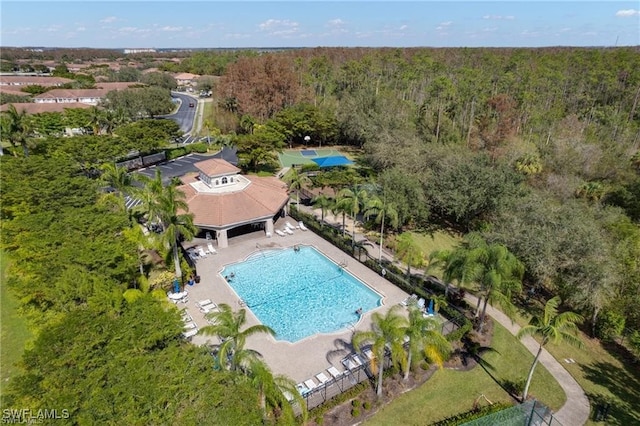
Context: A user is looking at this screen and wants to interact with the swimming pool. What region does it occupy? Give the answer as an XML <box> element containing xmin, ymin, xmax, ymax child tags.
<box><xmin>221</xmin><ymin>246</ymin><xmax>382</xmax><ymax>342</ymax></box>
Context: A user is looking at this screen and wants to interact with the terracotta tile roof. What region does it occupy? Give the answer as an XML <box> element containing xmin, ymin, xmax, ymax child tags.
<box><xmin>95</xmin><ymin>82</ymin><xmax>143</xmax><ymax>90</ymax></box>
<box><xmin>194</xmin><ymin>158</ymin><xmax>241</xmax><ymax>177</ymax></box>
<box><xmin>0</xmin><ymin>87</ymin><xmax>30</xmax><ymax>97</ymax></box>
<box><xmin>33</xmin><ymin>88</ymin><xmax>110</xmax><ymax>101</ymax></box>
<box><xmin>178</xmin><ymin>175</ymin><xmax>289</xmax><ymax>229</ymax></box>
<box><xmin>174</xmin><ymin>72</ymin><xmax>199</xmax><ymax>80</ymax></box>
<box><xmin>0</xmin><ymin>102</ymin><xmax>92</xmax><ymax>114</ymax></box>
<box><xmin>0</xmin><ymin>76</ymin><xmax>74</xmax><ymax>86</ymax></box>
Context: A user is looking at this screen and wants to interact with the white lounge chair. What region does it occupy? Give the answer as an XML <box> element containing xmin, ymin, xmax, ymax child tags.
<box><xmin>315</xmin><ymin>372</ymin><xmax>330</xmax><ymax>386</ymax></box>
<box><xmin>283</xmin><ymin>227</ymin><xmax>294</xmax><ymax>235</ymax></box>
<box><xmin>285</xmin><ymin>221</ymin><xmax>297</xmax><ymax>230</ymax></box>
<box><xmin>417</xmin><ymin>298</ymin><xmax>426</xmax><ymax>311</ymax></box>
<box><xmin>299</xmin><ymin>221</ymin><xmax>308</xmax><ymax>231</ymax></box>
<box><xmin>342</xmin><ymin>356</ymin><xmax>358</xmax><ymax>370</ymax></box>
<box><xmin>184</xmin><ymin>322</ymin><xmax>197</xmax><ymax>330</ymax></box>
<box><xmin>327</xmin><ymin>366</ymin><xmax>343</xmax><ymax>379</ymax></box>
<box><xmin>198</xmin><ymin>246</ymin><xmax>207</xmax><ymax>257</ymax></box>
<box><xmin>182</xmin><ymin>328</ymin><xmax>198</xmax><ymax>339</ymax></box>
<box><xmin>363</xmin><ymin>348</ymin><xmax>374</xmax><ymax>360</ymax></box>
<box><xmin>199</xmin><ymin>303</ymin><xmax>217</xmax><ymax>314</ymax></box>
<box><xmin>304</xmin><ymin>379</ymin><xmax>317</xmax><ymax>392</ymax></box>
<box><xmin>196</xmin><ymin>299</ymin><xmax>213</xmax><ymax>308</ymax></box>
<box><xmin>401</xmin><ymin>294</ymin><xmax>418</xmax><ymax>306</ymax></box>
<box><xmin>207</xmin><ymin>242</ymin><xmax>217</xmax><ymax>254</ymax></box>
<box><xmin>275</xmin><ymin>229</ymin><xmax>286</xmax><ymax>237</ymax></box>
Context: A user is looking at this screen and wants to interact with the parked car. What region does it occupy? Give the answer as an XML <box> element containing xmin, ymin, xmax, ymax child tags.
<box><xmin>189</xmin><ymin>102</ymin><xmax>194</xmax><ymax>108</ymax></box>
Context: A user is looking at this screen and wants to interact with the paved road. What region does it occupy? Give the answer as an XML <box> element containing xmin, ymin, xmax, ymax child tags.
<box><xmin>297</xmin><ymin>204</ymin><xmax>590</xmax><ymax>425</ymax></box>
<box><xmin>162</xmin><ymin>91</ymin><xmax>198</xmax><ymax>134</ymax></box>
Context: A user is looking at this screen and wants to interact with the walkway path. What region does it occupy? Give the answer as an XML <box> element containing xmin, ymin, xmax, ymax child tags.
<box><xmin>298</xmin><ymin>205</ymin><xmax>590</xmax><ymax>425</ymax></box>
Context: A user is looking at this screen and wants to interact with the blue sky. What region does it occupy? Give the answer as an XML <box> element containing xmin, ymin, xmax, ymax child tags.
<box><xmin>1</xmin><ymin>1</ymin><xmax>638</xmax><ymax>48</ymax></box>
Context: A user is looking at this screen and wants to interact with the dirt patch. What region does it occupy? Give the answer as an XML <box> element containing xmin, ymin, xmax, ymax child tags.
<box><xmin>310</xmin><ymin>319</ymin><xmax>494</xmax><ymax>426</ymax></box>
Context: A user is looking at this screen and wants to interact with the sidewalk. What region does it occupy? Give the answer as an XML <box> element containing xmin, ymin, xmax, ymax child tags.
<box><xmin>297</xmin><ymin>203</ymin><xmax>590</xmax><ymax>425</ymax></box>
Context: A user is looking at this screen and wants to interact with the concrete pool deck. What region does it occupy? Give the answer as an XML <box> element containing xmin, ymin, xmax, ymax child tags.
<box><xmin>181</xmin><ymin>217</ymin><xmax>409</xmax><ymax>383</ymax></box>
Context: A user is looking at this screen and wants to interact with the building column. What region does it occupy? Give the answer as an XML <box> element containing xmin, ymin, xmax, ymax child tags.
<box><xmin>265</xmin><ymin>219</ymin><xmax>274</xmax><ymax>236</ymax></box>
<box><xmin>217</xmin><ymin>229</ymin><xmax>229</xmax><ymax>248</ymax></box>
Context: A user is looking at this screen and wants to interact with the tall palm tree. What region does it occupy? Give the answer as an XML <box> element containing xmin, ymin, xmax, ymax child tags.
<box><xmin>467</xmin><ymin>236</ymin><xmax>524</xmax><ymax>331</ymax></box>
<box><xmin>1</xmin><ymin>104</ymin><xmax>32</xmax><ymax>156</ymax></box>
<box><xmin>244</xmin><ymin>357</ymin><xmax>307</xmax><ymax>424</ymax></box>
<box><xmin>352</xmin><ymin>305</ymin><xmax>408</xmax><ymax>398</ymax></box>
<box><xmin>99</xmin><ymin>163</ymin><xmax>133</xmax><ymax>194</ymax></box>
<box><xmin>136</xmin><ymin>169</ymin><xmax>196</xmax><ymax>280</ymax></box>
<box><xmin>395</xmin><ymin>233</ymin><xmax>425</xmax><ymax>280</ymax></box>
<box><xmin>157</xmin><ymin>185</ymin><xmax>197</xmax><ymax>280</ymax></box>
<box><xmin>312</xmin><ymin>194</ymin><xmax>333</xmax><ymax>225</ymax></box>
<box><xmin>285</xmin><ymin>168</ymin><xmax>311</xmax><ymax>208</ymax></box>
<box><xmin>364</xmin><ymin>194</ymin><xmax>399</xmax><ymax>263</ymax></box>
<box><xmin>427</xmin><ymin>248</ymin><xmax>471</xmax><ymax>298</ymax></box>
<box><xmin>336</xmin><ymin>185</ymin><xmax>368</xmax><ymax>245</ymax></box>
<box><xmin>200</xmin><ymin>304</ymin><xmax>275</xmax><ymax>372</ymax></box>
<box><xmin>403</xmin><ymin>305</ymin><xmax>451</xmax><ymax>380</ymax></box>
<box><xmin>331</xmin><ymin>196</ymin><xmax>350</xmax><ymax>238</ymax></box>
<box><xmin>517</xmin><ymin>296</ymin><xmax>583</xmax><ymax>400</ymax></box>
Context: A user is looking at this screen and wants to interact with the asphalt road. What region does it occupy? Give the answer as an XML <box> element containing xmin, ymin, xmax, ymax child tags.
<box><xmin>159</xmin><ymin>91</ymin><xmax>198</xmax><ymax>134</ymax></box>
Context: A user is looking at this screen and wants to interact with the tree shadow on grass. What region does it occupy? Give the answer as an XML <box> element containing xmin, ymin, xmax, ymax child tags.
<box><xmin>580</xmin><ymin>360</ymin><xmax>640</xmax><ymax>425</ymax></box>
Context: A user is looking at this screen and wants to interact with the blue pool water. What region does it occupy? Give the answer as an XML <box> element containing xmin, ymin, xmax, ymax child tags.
<box><xmin>221</xmin><ymin>246</ymin><xmax>382</xmax><ymax>342</ymax></box>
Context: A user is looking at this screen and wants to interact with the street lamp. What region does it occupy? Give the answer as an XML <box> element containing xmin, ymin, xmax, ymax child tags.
<box><xmin>304</xmin><ymin>135</ymin><xmax>310</xmax><ymax>147</ymax></box>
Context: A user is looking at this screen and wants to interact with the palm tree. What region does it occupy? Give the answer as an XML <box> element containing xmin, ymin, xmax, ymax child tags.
<box><xmin>517</xmin><ymin>296</ymin><xmax>583</xmax><ymax>400</ymax></box>
<box><xmin>1</xmin><ymin>104</ymin><xmax>32</xmax><ymax>156</ymax></box>
<box><xmin>336</xmin><ymin>185</ymin><xmax>368</xmax><ymax>246</ymax></box>
<box><xmin>136</xmin><ymin>170</ymin><xmax>196</xmax><ymax>281</ymax></box>
<box><xmin>200</xmin><ymin>304</ymin><xmax>275</xmax><ymax>372</ymax></box>
<box><xmin>575</xmin><ymin>181</ymin><xmax>606</xmax><ymax>202</ymax></box>
<box><xmin>87</xmin><ymin>105</ymin><xmax>104</xmax><ymax>135</ymax></box>
<box><xmin>285</xmin><ymin>168</ymin><xmax>311</xmax><ymax>208</ymax></box>
<box><xmin>99</xmin><ymin>163</ymin><xmax>133</xmax><ymax>194</ymax></box>
<box><xmin>244</xmin><ymin>358</ymin><xmax>307</xmax><ymax>424</ymax></box>
<box><xmin>427</xmin><ymin>248</ymin><xmax>471</xmax><ymax>298</ymax></box>
<box><xmin>395</xmin><ymin>233</ymin><xmax>425</xmax><ymax>280</ymax></box>
<box><xmin>331</xmin><ymin>196</ymin><xmax>350</xmax><ymax>238</ymax></box>
<box><xmin>403</xmin><ymin>305</ymin><xmax>451</xmax><ymax>380</ymax></box>
<box><xmin>364</xmin><ymin>194</ymin><xmax>399</xmax><ymax>263</ymax></box>
<box><xmin>468</xmin><ymin>236</ymin><xmax>524</xmax><ymax>331</ymax></box>
<box><xmin>352</xmin><ymin>305</ymin><xmax>408</xmax><ymax>398</ymax></box>
<box><xmin>312</xmin><ymin>194</ymin><xmax>333</xmax><ymax>225</ymax></box>
<box><xmin>157</xmin><ymin>185</ymin><xmax>197</xmax><ymax>280</ymax></box>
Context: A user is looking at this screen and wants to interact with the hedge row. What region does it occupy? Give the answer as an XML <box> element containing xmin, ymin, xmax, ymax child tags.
<box><xmin>165</xmin><ymin>142</ymin><xmax>209</xmax><ymax>160</ymax></box>
<box><xmin>431</xmin><ymin>402</ymin><xmax>514</xmax><ymax>426</ymax></box>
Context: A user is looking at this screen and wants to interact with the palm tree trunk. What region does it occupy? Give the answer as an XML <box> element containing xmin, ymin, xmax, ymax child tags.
<box><xmin>173</xmin><ymin>241</ymin><xmax>182</xmax><ymax>280</ymax></box>
<box><xmin>377</xmin><ymin>361</ymin><xmax>384</xmax><ymax>397</ymax></box>
<box><xmin>475</xmin><ymin>295</ymin><xmax>482</xmax><ymax>318</ymax></box>
<box><xmin>352</xmin><ymin>209</ymin><xmax>357</xmax><ymax>247</ymax></box>
<box><xmin>403</xmin><ymin>350</ymin><xmax>412</xmax><ymax>381</ymax></box>
<box><xmin>379</xmin><ymin>212</ymin><xmax>385</xmax><ymax>263</ymax></box>
<box><xmin>342</xmin><ymin>213</ymin><xmax>346</xmax><ymax>237</ymax></box>
<box><xmin>478</xmin><ymin>296</ymin><xmax>490</xmax><ymax>330</ymax></box>
<box><xmin>522</xmin><ymin>344</ymin><xmax>543</xmax><ymax>401</ymax></box>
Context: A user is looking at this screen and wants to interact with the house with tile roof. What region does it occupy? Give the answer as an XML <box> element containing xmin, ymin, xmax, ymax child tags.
<box><xmin>177</xmin><ymin>158</ymin><xmax>289</xmax><ymax>248</ymax></box>
<box><xmin>0</xmin><ymin>76</ymin><xmax>74</xmax><ymax>87</ymax></box>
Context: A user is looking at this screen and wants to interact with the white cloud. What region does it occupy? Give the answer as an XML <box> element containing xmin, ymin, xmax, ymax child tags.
<box><xmin>483</xmin><ymin>15</ymin><xmax>515</xmax><ymax>20</ymax></box>
<box><xmin>100</xmin><ymin>16</ymin><xmax>118</xmax><ymax>23</ymax></box>
<box><xmin>160</xmin><ymin>26</ymin><xmax>183</xmax><ymax>32</ymax></box>
<box><xmin>399</xmin><ymin>25</ymin><xmax>408</xmax><ymax>30</ymax></box>
<box><xmin>258</xmin><ymin>19</ymin><xmax>300</xmax><ymax>36</ymax></box>
<box><xmin>327</xmin><ymin>18</ymin><xmax>346</xmax><ymax>27</ymax></box>
<box><xmin>76</xmin><ymin>27</ymin><xmax>86</xmax><ymax>32</ymax></box>
<box><xmin>616</xmin><ymin>9</ymin><xmax>639</xmax><ymax>17</ymax></box>
<box><xmin>436</xmin><ymin>21</ymin><xmax>452</xmax><ymax>31</ymax></box>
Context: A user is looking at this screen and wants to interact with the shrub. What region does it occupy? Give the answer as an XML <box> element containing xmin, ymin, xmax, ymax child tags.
<box><xmin>314</xmin><ymin>415</ymin><xmax>324</xmax><ymax>425</ymax></box>
<box><xmin>351</xmin><ymin>399</ymin><xmax>361</xmax><ymax>408</ymax></box>
<box><xmin>363</xmin><ymin>401</ymin><xmax>371</xmax><ymax>410</ymax></box>
<box><xmin>596</xmin><ymin>310</ymin><xmax>625</xmax><ymax>342</ymax></box>
<box><xmin>351</xmin><ymin>408</ymin><xmax>360</xmax><ymax>417</ymax></box>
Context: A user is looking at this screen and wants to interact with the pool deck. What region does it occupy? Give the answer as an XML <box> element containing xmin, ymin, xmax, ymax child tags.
<box><xmin>181</xmin><ymin>217</ymin><xmax>409</xmax><ymax>383</ymax></box>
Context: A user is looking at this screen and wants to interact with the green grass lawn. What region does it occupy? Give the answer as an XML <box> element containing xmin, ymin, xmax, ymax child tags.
<box><xmin>365</xmin><ymin>321</ymin><xmax>565</xmax><ymax>425</ymax></box>
<box><xmin>408</xmin><ymin>230</ymin><xmax>461</xmax><ymax>258</ymax></box>
<box><xmin>0</xmin><ymin>252</ymin><xmax>32</xmax><ymax>392</ymax></box>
